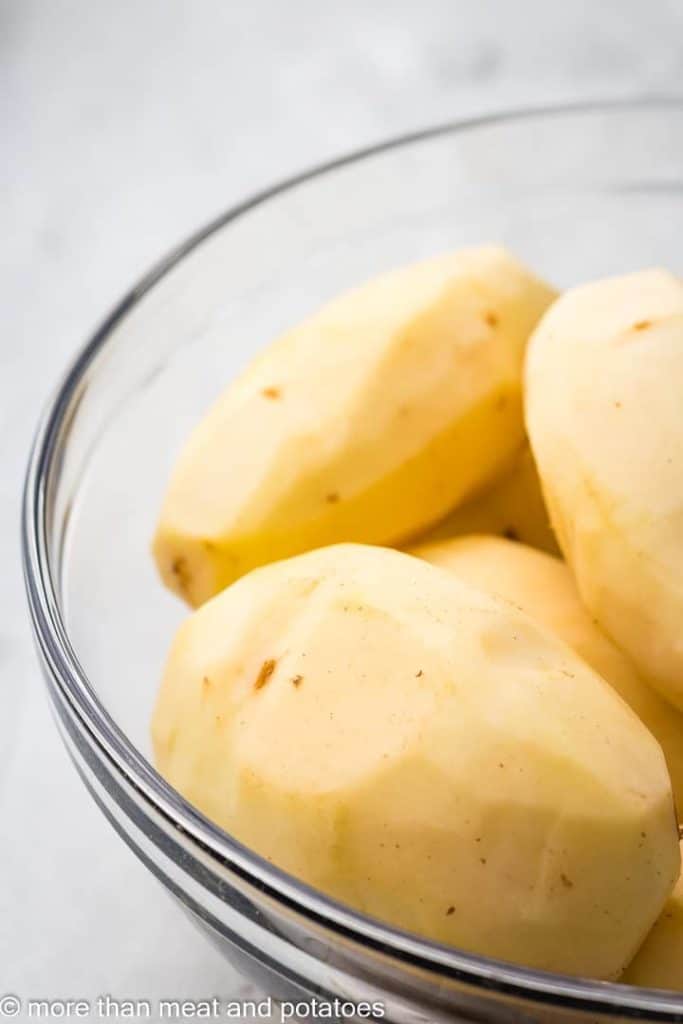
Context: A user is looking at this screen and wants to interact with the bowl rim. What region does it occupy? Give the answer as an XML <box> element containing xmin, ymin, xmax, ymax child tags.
<box><xmin>22</xmin><ymin>97</ymin><xmax>683</xmax><ymax>1018</ymax></box>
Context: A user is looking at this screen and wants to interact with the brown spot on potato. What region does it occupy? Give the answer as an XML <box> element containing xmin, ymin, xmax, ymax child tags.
<box><xmin>291</xmin><ymin>674</ymin><xmax>304</xmax><ymax>688</ymax></box>
<box><xmin>170</xmin><ymin>556</ymin><xmax>191</xmax><ymax>593</ymax></box>
<box><xmin>254</xmin><ymin>659</ymin><xmax>277</xmax><ymax>691</ymax></box>
<box><xmin>633</xmin><ymin>320</ymin><xmax>651</xmax><ymax>331</ymax></box>
<box><xmin>415</xmin><ymin>669</ymin><xmax>423</xmax><ymax>678</ymax></box>
<box><xmin>484</xmin><ymin>311</ymin><xmax>499</xmax><ymax>327</ymax></box>
<box><xmin>261</xmin><ymin>386</ymin><xmax>281</xmax><ymax>399</ymax></box>
<box><xmin>561</xmin><ymin>873</ymin><xmax>574</xmax><ymax>889</ymax></box>
<box><xmin>503</xmin><ymin>526</ymin><xmax>519</xmax><ymax>541</ymax></box>
<box><xmin>446</xmin><ymin>906</ymin><xmax>455</xmax><ymax>916</ymax></box>
<box><xmin>325</xmin><ymin>491</ymin><xmax>340</xmax><ymax>503</ymax></box>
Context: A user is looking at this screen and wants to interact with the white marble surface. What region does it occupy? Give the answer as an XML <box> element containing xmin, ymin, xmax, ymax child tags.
<box><xmin>3</xmin><ymin>1</ymin><xmax>683</xmax><ymax>1019</ymax></box>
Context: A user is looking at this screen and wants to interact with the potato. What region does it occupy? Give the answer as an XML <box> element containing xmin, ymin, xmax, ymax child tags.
<box><xmin>623</xmin><ymin>844</ymin><xmax>683</xmax><ymax>991</ymax></box>
<box><xmin>525</xmin><ymin>270</ymin><xmax>683</xmax><ymax>710</ymax></box>
<box><xmin>414</xmin><ymin>444</ymin><xmax>559</xmax><ymax>555</ymax></box>
<box><xmin>154</xmin><ymin>247</ymin><xmax>556</xmax><ymax>606</ymax></box>
<box><xmin>410</xmin><ymin>534</ymin><xmax>683</xmax><ymax>811</ymax></box>
<box><xmin>152</xmin><ymin>543</ymin><xmax>678</xmax><ymax>979</ymax></box>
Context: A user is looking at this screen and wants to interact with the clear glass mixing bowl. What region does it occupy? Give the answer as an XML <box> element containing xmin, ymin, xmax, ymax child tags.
<box><xmin>23</xmin><ymin>100</ymin><xmax>683</xmax><ymax>1023</ymax></box>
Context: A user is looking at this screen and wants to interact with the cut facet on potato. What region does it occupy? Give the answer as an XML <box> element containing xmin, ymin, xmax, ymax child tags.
<box><xmin>525</xmin><ymin>269</ymin><xmax>683</xmax><ymax>710</ymax></box>
<box><xmin>154</xmin><ymin>247</ymin><xmax>556</xmax><ymax>605</ymax></box>
<box><xmin>412</xmin><ymin>444</ymin><xmax>559</xmax><ymax>555</ymax></box>
<box><xmin>624</xmin><ymin>844</ymin><xmax>683</xmax><ymax>991</ymax></box>
<box><xmin>410</xmin><ymin>534</ymin><xmax>683</xmax><ymax>812</ymax></box>
<box><xmin>152</xmin><ymin>543</ymin><xmax>678</xmax><ymax>979</ymax></box>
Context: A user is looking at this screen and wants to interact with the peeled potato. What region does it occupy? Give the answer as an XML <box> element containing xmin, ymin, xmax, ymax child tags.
<box><xmin>154</xmin><ymin>247</ymin><xmax>556</xmax><ymax>606</ymax></box>
<box><xmin>153</xmin><ymin>543</ymin><xmax>678</xmax><ymax>979</ymax></box>
<box><xmin>414</xmin><ymin>444</ymin><xmax>559</xmax><ymax>555</ymax></box>
<box><xmin>410</xmin><ymin>534</ymin><xmax>683</xmax><ymax>811</ymax></box>
<box><xmin>526</xmin><ymin>270</ymin><xmax>683</xmax><ymax>710</ymax></box>
<box><xmin>623</xmin><ymin>844</ymin><xmax>683</xmax><ymax>991</ymax></box>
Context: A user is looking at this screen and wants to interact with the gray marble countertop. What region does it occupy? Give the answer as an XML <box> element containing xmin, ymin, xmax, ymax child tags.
<box><xmin>3</xmin><ymin>1</ymin><xmax>682</xmax><ymax>1018</ymax></box>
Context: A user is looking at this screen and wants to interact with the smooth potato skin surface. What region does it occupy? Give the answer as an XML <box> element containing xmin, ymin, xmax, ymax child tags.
<box><xmin>411</xmin><ymin>534</ymin><xmax>683</xmax><ymax>812</ymax></box>
<box><xmin>153</xmin><ymin>544</ymin><xmax>678</xmax><ymax>979</ymax></box>
<box><xmin>412</xmin><ymin>444</ymin><xmax>559</xmax><ymax>555</ymax></box>
<box><xmin>525</xmin><ymin>270</ymin><xmax>683</xmax><ymax>710</ymax></box>
<box><xmin>624</xmin><ymin>845</ymin><xmax>683</xmax><ymax>991</ymax></box>
<box><xmin>154</xmin><ymin>247</ymin><xmax>556</xmax><ymax>605</ymax></box>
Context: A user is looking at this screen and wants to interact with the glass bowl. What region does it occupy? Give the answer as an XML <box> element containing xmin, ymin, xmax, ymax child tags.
<box><xmin>23</xmin><ymin>100</ymin><xmax>683</xmax><ymax>1023</ymax></box>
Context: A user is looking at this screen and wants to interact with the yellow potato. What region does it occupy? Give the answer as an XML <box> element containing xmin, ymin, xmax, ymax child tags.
<box><xmin>525</xmin><ymin>270</ymin><xmax>683</xmax><ymax>710</ymax></box>
<box><xmin>153</xmin><ymin>543</ymin><xmax>678</xmax><ymax>979</ymax></box>
<box><xmin>154</xmin><ymin>247</ymin><xmax>556</xmax><ymax>606</ymax></box>
<box><xmin>414</xmin><ymin>444</ymin><xmax>559</xmax><ymax>555</ymax></box>
<box><xmin>624</xmin><ymin>843</ymin><xmax>683</xmax><ymax>991</ymax></box>
<box><xmin>410</xmin><ymin>534</ymin><xmax>683</xmax><ymax>811</ymax></box>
